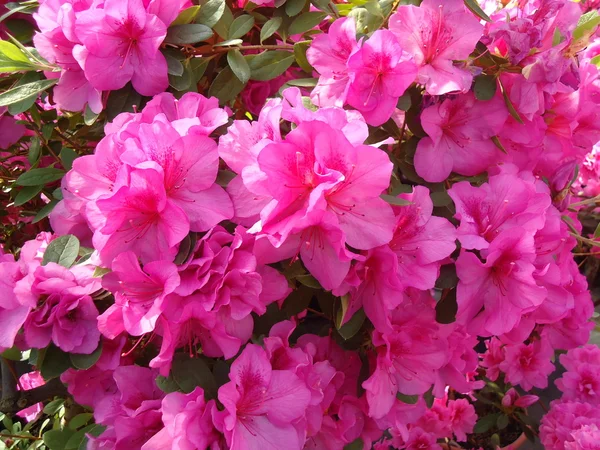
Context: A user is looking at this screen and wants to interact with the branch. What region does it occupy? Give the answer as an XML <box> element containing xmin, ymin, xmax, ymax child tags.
<box><xmin>0</xmin><ymin>377</ymin><xmax>68</xmax><ymax>415</ymax></box>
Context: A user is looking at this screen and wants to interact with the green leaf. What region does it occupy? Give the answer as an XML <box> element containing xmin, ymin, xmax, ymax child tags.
<box><xmin>172</xmin><ymin>5</ymin><xmax>201</xmax><ymax>25</ymax></box>
<box><xmin>1</xmin><ymin>346</ymin><xmax>27</xmax><ymax>361</ymax></box>
<box><xmin>68</xmin><ymin>414</ymin><xmax>93</xmax><ymax>431</ymax></box>
<box><xmin>288</xmin><ymin>11</ymin><xmax>327</xmax><ymax>35</ymax></box>
<box><xmin>208</xmin><ymin>66</ymin><xmax>245</xmax><ymax>104</ymax></box>
<box><xmin>196</xmin><ymin>0</ymin><xmax>226</xmax><ymax>28</ymax></box>
<box><xmin>164</xmin><ymin>51</ymin><xmax>184</xmax><ymax>76</ymax></box>
<box><xmin>33</xmin><ymin>199</ymin><xmax>58</xmax><ymax>223</ymax></box>
<box><xmin>574</xmin><ymin>10</ymin><xmax>600</xmax><ymax>41</ymax></box>
<box><xmin>491</xmin><ymin>135</ymin><xmax>507</xmax><ymax>154</ymax></box>
<box><xmin>591</xmin><ymin>54</ymin><xmax>600</xmax><ymax>68</ymax></box>
<box><xmin>396</xmin><ymin>392</ymin><xmax>419</xmax><ymax>404</ymax></box>
<box><xmin>106</xmin><ymin>83</ymin><xmax>141</xmax><ymax>121</ymax></box>
<box><xmin>43</xmin><ymin>399</ymin><xmax>65</xmax><ymax>415</ymax></box>
<box><xmin>336</xmin><ymin>301</ymin><xmax>366</xmax><ymax>340</ymax></box>
<box><xmin>93</xmin><ymin>266</ymin><xmax>111</xmax><ymax>277</ymax></box>
<box><xmin>70</xmin><ymin>341</ymin><xmax>103</xmax><ymax>370</ymax></box>
<box><xmin>473</xmin><ymin>413</ymin><xmax>500</xmax><ymax>434</ymax></box>
<box><xmin>396</xmin><ymin>92</ymin><xmax>411</xmax><ymax>111</ymax></box>
<box><xmin>28</xmin><ymin>136</ymin><xmax>41</xmax><ymax>165</ymax></box>
<box><xmin>8</xmin><ymin>71</ymin><xmax>41</xmax><ymax>114</ymax></box>
<box><xmin>293</xmin><ymin>41</ymin><xmax>313</xmax><ymax>73</ymax></box>
<box><xmin>171</xmin><ymin>354</ymin><xmax>218</xmax><ymax>398</ymax></box>
<box><xmin>42</xmin><ymin>235</ymin><xmax>80</xmax><ymax>268</ymax></box>
<box><xmin>464</xmin><ymin>0</ymin><xmax>492</xmax><ymax>23</ymax></box>
<box><xmin>43</xmin><ymin>429</ymin><xmax>75</xmax><ymax>450</ymax></box>
<box><xmin>210</xmin><ymin>4</ymin><xmax>233</xmax><ymax>39</ymax></box>
<box><xmin>380</xmin><ymin>194</ymin><xmax>411</xmax><ymax>206</ymax></box>
<box><xmin>190</xmin><ymin>56</ymin><xmax>212</xmax><ymax>82</ymax></box>
<box><xmin>228</xmin><ymin>15</ymin><xmax>255</xmax><ymax>40</ymax></box>
<box><xmin>76</xmin><ymin>425</ymin><xmax>105</xmax><ymax>450</ymax></box>
<box><xmin>83</xmin><ymin>105</ymin><xmax>98</xmax><ymax>126</ymax></box>
<box><xmin>165</xmin><ymin>23</ymin><xmax>213</xmax><ymax>44</ymax></box>
<box><xmin>59</xmin><ymin>147</ymin><xmax>78</xmax><ymax>171</ymax></box>
<box><xmin>14</xmin><ymin>185</ymin><xmax>43</xmax><ymax>206</ymax></box>
<box><xmin>497</xmin><ymin>414</ymin><xmax>509</xmax><ymax>430</ymax></box>
<box><xmin>156</xmin><ymin>374</ymin><xmax>180</xmax><ymax>393</ymax></box>
<box><xmin>227</xmin><ymin>49</ymin><xmax>251</xmax><ymax>83</ymax></box>
<box><xmin>343</xmin><ymin>439</ymin><xmax>364</xmax><ymax>450</ymax></box>
<box><xmin>40</xmin><ymin>345</ymin><xmax>72</xmax><ymax>380</ymax></box>
<box><xmin>16</xmin><ymin>167</ymin><xmax>65</xmax><ymax>186</ymax></box>
<box><xmin>499</xmin><ymin>78</ymin><xmax>524</xmax><ymax>124</ymax></box>
<box><xmin>594</xmin><ymin>222</ymin><xmax>600</xmax><ymax>238</ymax></box>
<box><xmin>0</xmin><ymin>78</ymin><xmax>57</xmax><ymax>106</ymax></box>
<box><xmin>474</xmin><ymin>74</ymin><xmax>497</xmax><ymax>101</ymax></box>
<box><xmin>285</xmin><ymin>0</ymin><xmax>306</xmax><ymax>16</ymax></box>
<box><xmin>260</xmin><ymin>17</ymin><xmax>282</xmax><ymax>43</ymax></box>
<box><xmin>249</xmin><ymin>50</ymin><xmax>294</xmax><ymax>81</ymax></box>
<box><xmin>286</xmin><ymin>77</ymin><xmax>318</xmax><ymax>87</ymax></box>
<box><xmin>0</xmin><ymin>39</ymin><xmax>37</xmax><ymax>72</ymax></box>
<box><xmin>168</xmin><ymin>59</ymin><xmax>193</xmax><ymax>91</ymax></box>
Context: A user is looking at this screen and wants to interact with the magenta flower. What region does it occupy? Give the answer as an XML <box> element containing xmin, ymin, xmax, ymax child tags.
<box><xmin>414</xmin><ymin>93</ymin><xmax>508</xmax><ymax>182</ymax></box>
<box><xmin>456</xmin><ymin>228</ymin><xmax>547</xmax><ymax>336</ymax></box>
<box><xmin>216</xmin><ymin>344</ymin><xmax>311</xmax><ymax>450</ymax></box>
<box><xmin>93</xmin><ymin>167</ymin><xmax>190</xmax><ymax>264</ymax></box>
<box><xmin>499</xmin><ymin>340</ymin><xmax>554</xmax><ymax>390</ymax></box>
<box><xmin>98</xmin><ymin>251</ymin><xmax>180</xmax><ymax>337</ymax></box>
<box><xmin>257</xmin><ymin>121</ymin><xmax>395</xmax><ymax>249</ymax></box>
<box><xmin>142</xmin><ymin>388</ymin><xmax>220</xmax><ymax>450</ymax></box>
<box><xmin>75</xmin><ymin>0</ymin><xmax>169</xmax><ymax>96</ymax></box>
<box><xmin>307</xmin><ymin>17</ymin><xmax>359</xmax><ymax>107</ymax></box>
<box><xmin>346</xmin><ymin>30</ymin><xmax>417</xmax><ymax>126</ymax></box>
<box><xmin>448</xmin><ymin>168</ymin><xmax>550</xmax><ymax>250</ymax></box>
<box><xmin>389</xmin><ymin>0</ymin><xmax>483</xmax><ymax>95</ymax></box>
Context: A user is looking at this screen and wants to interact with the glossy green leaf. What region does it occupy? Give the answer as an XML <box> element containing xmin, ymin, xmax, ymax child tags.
<box><xmin>172</xmin><ymin>5</ymin><xmax>201</xmax><ymax>25</ymax></box>
<box><xmin>228</xmin><ymin>15</ymin><xmax>255</xmax><ymax>39</ymax></box>
<box><xmin>288</xmin><ymin>11</ymin><xmax>327</xmax><ymax>35</ymax></box>
<box><xmin>474</xmin><ymin>74</ymin><xmax>497</xmax><ymax>101</ymax></box>
<box><xmin>464</xmin><ymin>0</ymin><xmax>492</xmax><ymax>22</ymax></box>
<box><xmin>16</xmin><ymin>167</ymin><xmax>65</xmax><ymax>186</ymax></box>
<box><xmin>260</xmin><ymin>17</ymin><xmax>282</xmax><ymax>43</ymax></box>
<box><xmin>249</xmin><ymin>50</ymin><xmax>294</xmax><ymax>81</ymax></box>
<box><xmin>42</xmin><ymin>234</ymin><xmax>80</xmax><ymax>268</ymax></box>
<box><xmin>165</xmin><ymin>24</ymin><xmax>213</xmax><ymax>44</ymax></box>
<box><xmin>14</xmin><ymin>185</ymin><xmax>43</xmax><ymax>206</ymax></box>
<box><xmin>227</xmin><ymin>49</ymin><xmax>251</xmax><ymax>83</ymax></box>
<box><xmin>0</xmin><ymin>78</ymin><xmax>57</xmax><ymax>106</ymax></box>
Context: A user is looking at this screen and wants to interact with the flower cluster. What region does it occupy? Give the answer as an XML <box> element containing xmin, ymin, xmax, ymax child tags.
<box><xmin>1</xmin><ymin>0</ymin><xmax>600</xmax><ymax>449</ymax></box>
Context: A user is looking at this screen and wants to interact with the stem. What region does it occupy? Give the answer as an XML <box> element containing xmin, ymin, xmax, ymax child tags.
<box><xmin>193</xmin><ymin>44</ymin><xmax>294</xmax><ymax>56</ymax></box>
<box><xmin>0</xmin><ymin>433</ymin><xmax>42</xmax><ymax>441</ymax></box>
<box><xmin>0</xmin><ymin>377</ymin><xmax>68</xmax><ymax>415</ymax></box>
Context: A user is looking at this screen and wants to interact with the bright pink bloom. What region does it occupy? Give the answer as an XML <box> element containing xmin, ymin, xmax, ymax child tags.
<box><xmin>540</xmin><ymin>401</ymin><xmax>600</xmax><ymax>450</ymax></box>
<box><xmin>446</xmin><ymin>399</ymin><xmax>477</xmax><ymax>442</ymax></box>
<box><xmin>565</xmin><ymin>425</ymin><xmax>600</xmax><ymax>450</ymax></box>
<box><xmin>257</xmin><ymin>121</ymin><xmax>395</xmax><ymax>249</ymax></box>
<box><xmin>456</xmin><ymin>229</ymin><xmax>547</xmax><ymax>336</ymax></box>
<box><xmin>215</xmin><ymin>344</ymin><xmax>311</xmax><ymax>450</ymax></box>
<box><xmin>346</xmin><ymin>30</ymin><xmax>417</xmax><ymax>126</ymax></box>
<box><xmin>98</xmin><ymin>251</ymin><xmax>180</xmax><ymax>337</ymax></box>
<box><xmin>142</xmin><ymin>388</ymin><xmax>220</xmax><ymax>450</ymax></box>
<box><xmin>307</xmin><ymin>17</ymin><xmax>358</xmax><ymax>107</ymax></box>
<box><xmin>16</xmin><ymin>371</ymin><xmax>45</xmax><ymax>422</ymax></box>
<box><xmin>448</xmin><ymin>168</ymin><xmax>550</xmax><ymax>250</ymax></box>
<box><xmin>389</xmin><ymin>0</ymin><xmax>483</xmax><ymax>95</ymax></box>
<box><xmin>93</xmin><ymin>166</ymin><xmax>190</xmax><ymax>265</ymax></box>
<box><xmin>481</xmin><ymin>338</ymin><xmax>505</xmax><ymax>381</ymax></box>
<box><xmin>502</xmin><ymin>388</ymin><xmax>539</xmax><ymax>409</ymax></box>
<box><xmin>363</xmin><ymin>292</ymin><xmax>446</xmax><ymax>418</ymax></box>
<box><xmin>556</xmin><ymin>347</ymin><xmax>600</xmax><ymax>404</ymax></box>
<box><xmin>75</xmin><ymin>0</ymin><xmax>169</xmax><ymax>96</ymax></box>
<box><xmin>414</xmin><ymin>93</ymin><xmax>508</xmax><ymax>182</ymax></box>
<box><xmin>499</xmin><ymin>340</ymin><xmax>555</xmax><ymax>390</ymax></box>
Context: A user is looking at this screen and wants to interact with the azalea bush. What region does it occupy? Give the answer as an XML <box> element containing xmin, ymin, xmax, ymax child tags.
<box><xmin>2</xmin><ymin>0</ymin><xmax>600</xmax><ymax>449</ymax></box>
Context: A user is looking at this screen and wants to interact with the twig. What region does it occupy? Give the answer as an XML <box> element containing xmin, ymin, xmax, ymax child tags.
<box><xmin>0</xmin><ymin>377</ymin><xmax>68</xmax><ymax>414</ymax></box>
<box><xmin>0</xmin><ymin>433</ymin><xmax>42</xmax><ymax>441</ymax></box>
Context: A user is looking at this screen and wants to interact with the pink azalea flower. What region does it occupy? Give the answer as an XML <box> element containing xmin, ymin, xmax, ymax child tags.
<box><xmin>98</xmin><ymin>251</ymin><xmax>180</xmax><ymax>337</ymax></box>
<box><xmin>446</xmin><ymin>399</ymin><xmax>477</xmax><ymax>442</ymax></box>
<box><xmin>307</xmin><ymin>17</ymin><xmax>359</xmax><ymax>107</ymax></box>
<box><xmin>389</xmin><ymin>186</ymin><xmax>456</xmax><ymax>289</ymax></box>
<box><xmin>414</xmin><ymin>92</ymin><xmax>508</xmax><ymax>182</ymax></box>
<box><xmin>363</xmin><ymin>292</ymin><xmax>446</xmax><ymax>418</ymax></box>
<box><xmin>142</xmin><ymin>388</ymin><xmax>220</xmax><ymax>450</ymax></box>
<box><xmin>540</xmin><ymin>401</ymin><xmax>600</xmax><ymax>450</ymax></box>
<box><xmin>456</xmin><ymin>228</ymin><xmax>547</xmax><ymax>336</ymax></box>
<box><xmin>22</xmin><ymin>263</ymin><xmax>101</xmax><ymax>354</ymax></box>
<box><xmin>499</xmin><ymin>340</ymin><xmax>555</xmax><ymax>390</ymax></box>
<box><xmin>389</xmin><ymin>0</ymin><xmax>483</xmax><ymax>95</ymax></box>
<box><xmin>481</xmin><ymin>337</ymin><xmax>505</xmax><ymax>381</ymax></box>
<box><xmin>448</xmin><ymin>168</ymin><xmax>550</xmax><ymax>250</ymax></box>
<box><xmin>565</xmin><ymin>425</ymin><xmax>600</xmax><ymax>450</ymax></box>
<box><xmin>215</xmin><ymin>344</ymin><xmax>312</xmax><ymax>450</ymax></box>
<box><xmin>501</xmin><ymin>388</ymin><xmax>539</xmax><ymax>409</ymax></box>
<box><xmin>93</xmin><ymin>166</ymin><xmax>190</xmax><ymax>265</ymax></box>
<box><xmin>16</xmin><ymin>371</ymin><xmax>45</xmax><ymax>422</ymax></box>
<box><xmin>256</xmin><ymin>121</ymin><xmax>395</xmax><ymax>249</ymax></box>
<box><xmin>346</xmin><ymin>30</ymin><xmax>417</xmax><ymax>126</ymax></box>
<box><xmin>556</xmin><ymin>359</ymin><xmax>600</xmax><ymax>405</ymax></box>
<box><xmin>75</xmin><ymin>0</ymin><xmax>169</xmax><ymax>96</ymax></box>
